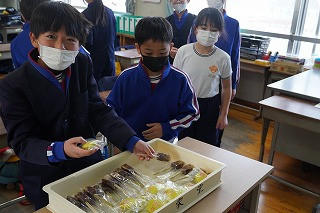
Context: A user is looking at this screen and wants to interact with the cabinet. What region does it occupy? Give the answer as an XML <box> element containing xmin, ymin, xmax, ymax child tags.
<box><xmin>118</xmin><ymin>33</ymin><xmax>135</xmax><ymax>46</ymax></box>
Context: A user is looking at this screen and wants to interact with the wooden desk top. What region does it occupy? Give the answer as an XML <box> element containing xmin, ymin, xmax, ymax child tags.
<box><xmin>35</xmin><ymin>137</ymin><xmax>273</xmax><ymax>213</ymax></box>
<box><xmin>268</xmin><ymin>68</ymin><xmax>320</xmax><ymax>102</ymax></box>
<box><xmin>259</xmin><ymin>95</ymin><xmax>320</xmax><ymax>121</ymax></box>
<box><xmin>240</xmin><ymin>58</ymin><xmax>271</xmax><ymax>68</ymax></box>
<box><xmin>115</xmin><ymin>48</ymin><xmax>141</xmax><ymax>59</ymax></box>
<box><xmin>179</xmin><ymin>138</ymin><xmax>273</xmax><ymax>212</ymax></box>
<box><xmin>0</xmin><ymin>43</ymin><xmax>10</xmax><ymax>52</ymax></box>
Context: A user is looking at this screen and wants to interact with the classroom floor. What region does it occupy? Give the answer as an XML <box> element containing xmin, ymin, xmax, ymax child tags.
<box><xmin>0</xmin><ymin>103</ymin><xmax>319</xmax><ymax>212</ymax></box>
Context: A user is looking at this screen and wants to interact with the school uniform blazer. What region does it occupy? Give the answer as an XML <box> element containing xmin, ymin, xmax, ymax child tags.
<box><xmin>0</xmin><ymin>52</ymin><xmax>136</xmax><ymax>203</ymax></box>
<box><xmin>83</xmin><ymin>4</ymin><xmax>117</xmax><ymax>81</ymax></box>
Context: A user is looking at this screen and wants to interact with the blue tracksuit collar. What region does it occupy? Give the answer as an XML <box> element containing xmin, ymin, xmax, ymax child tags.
<box><xmin>137</xmin><ymin>59</ymin><xmax>171</xmax><ymax>80</ymax></box>
<box><xmin>23</xmin><ymin>22</ymin><xmax>30</xmax><ymax>31</ymax></box>
<box><xmin>28</xmin><ymin>48</ymin><xmax>71</xmax><ymax>93</ymax></box>
<box><xmin>173</xmin><ymin>10</ymin><xmax>189</xmax><ymax>29</ymax></box>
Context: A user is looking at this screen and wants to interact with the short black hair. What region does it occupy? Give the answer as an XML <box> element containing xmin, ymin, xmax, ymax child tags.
<box><xmin>135</xmin><ymin>17</ymin><xmax>173</xmax><ymax>45</ymax></box>
<box><xmin>20</xmin><ymin>0</ymin><xmax>50</xmax><ymax>21</ymax></box>
<box><xmin>195</xmin><ymin>7</ymin><xmax>224</xmax><ymax>33</ymax></box>
<box><xmin>30</xmin><ymin>1</ymin><xmax>92</xmax><ymax>45</ymax></box>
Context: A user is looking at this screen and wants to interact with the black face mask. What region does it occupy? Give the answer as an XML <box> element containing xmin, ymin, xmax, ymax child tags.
<box><xmin>141</xmin><ymin>55</ymin><xmax>169</xmax><ymax>72</ymax></box>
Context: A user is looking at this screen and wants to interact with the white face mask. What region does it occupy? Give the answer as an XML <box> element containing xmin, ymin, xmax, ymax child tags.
<box><xmin>207</xmin><ymin>0</ymin><xmax>224</xmax><ymax>10</ymax></box>
<box><xmin>171</xmin><ymin>2</ymin><xmax>188</xmax><ymax>13</ymax></box>
<box><xmin>196</xmin><ymin>30</ymin><xmax>219</xmax><ymax>47</ymax></box>
<box><xmin>38</xmin><ymin>42</ymin><xmax>79</xmax><ymax>71</ymax></box>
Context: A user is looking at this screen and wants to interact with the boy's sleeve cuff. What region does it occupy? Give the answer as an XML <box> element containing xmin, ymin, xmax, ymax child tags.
<box><xmin>53</xmin><ymin>142</ymin><xmax>68</xmax><ymax>161</ymax></box>
<box><xmin>125</xmin><ymin>136</ymin><xmax>140</xmax><ymax>152</ymax></box>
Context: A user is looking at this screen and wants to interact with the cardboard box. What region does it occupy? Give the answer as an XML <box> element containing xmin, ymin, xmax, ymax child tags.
<box><xmin>43</xmin><ymin>139</ymin><xmax>226</xmax><ymax>213</ymax></box>
<box><xmin>270</xmin><ymin>60</ymin><xmax>303</xmax><ymax>74</ymax></box>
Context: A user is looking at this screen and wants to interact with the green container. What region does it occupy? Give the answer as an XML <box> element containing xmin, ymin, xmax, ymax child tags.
<box><xmin>114</xmin><ymin>12</ymin><xmax>132</xmax><ymax>34</ymax></box>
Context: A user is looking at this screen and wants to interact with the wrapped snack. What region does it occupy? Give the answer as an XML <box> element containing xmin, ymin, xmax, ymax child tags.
<box><xmin>66</xmin><ymin>196</ymin><xmax>90</xmax><ymax>212</ymax></box>
<box><xmin>145</xmin><ymin>199</ymin><xmax>165</xmax><ymax>213</ymax></box>
<box><xmin>99</xmin><ymin>183</ymin><xmax>123</xmax><ymax>203</ymax></box>
<box><xmin>169</xmin><ymin>164</ymin><xmax>195</xmax><ymax>181</ymax></box>
<box><xmin>146</xmin><ymin>185</ymin><xmax>158</xmax><ymax>195</ymax></box>
<box><xmin>155</xmin><ymin>152</ymin><xmax>170</xmax><ymax>162</ymax></box>
<box><xmin>116</xmin><ymin>197</ymin><xmax>146</xmax><ymax>212</ymax></box>
<box><xmin>110</xmin><ymin>171</ymin><xmax>142</xmax><ymax>195</ymax></box>
<box><xmin>114</xmin><ymin>168</ymin><xmax>144</xmax><ymax>188</ymax></box>
<box><xmin>193</xmin><ymin>171</ymin><xmax>208</xmax><ymax>183</ymax></box>
<box><xmin>153</xmin><ymin>160</ymin><xmax>185</xmax><ymax>176</ymax></box>
<box><xmin>75</xmin><ymin>191</ymin><xmax>104</xmax><ymax>213</ymax></box>
<box><xmin>85</xmin><ymin>186</ymin><xmax>116</xmax><ymax>207</ymax></box>
<box><xmin>80</xmin><ymin>139</ymin><xmax>105</xmax><ymax>151</ymax></box>
<box><xmin>102</xmin><ymin>174</ymin><xmax>136</xmax><ymax>198</ymax></box>
<box><xmin>121</xmin><ymin>164</ymin><xmax>151</xmax><ymax>185</ymax></box>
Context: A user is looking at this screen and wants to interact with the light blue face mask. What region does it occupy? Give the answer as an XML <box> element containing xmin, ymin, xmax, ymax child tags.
<box><xmin>38</xmin><ymin>42</ymin><xmax>79</xmax><ymax>71</ymax></box>
<box><xmin>196</xmin><ymin>30</ymin><xmax>219</xmax><ymax>47</ymax></box>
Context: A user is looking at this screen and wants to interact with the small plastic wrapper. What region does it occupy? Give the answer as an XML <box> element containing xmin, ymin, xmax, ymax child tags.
<box><xmin>80</xmin><ymin>138</ymin><xmax>106</xmax><ymax>151</ymax></box>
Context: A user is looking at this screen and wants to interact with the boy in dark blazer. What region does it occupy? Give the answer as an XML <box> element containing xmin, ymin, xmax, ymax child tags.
<box><xmin>0</xmin><ymin>2</ymin><xmax>154</xmax><ymax>210</ymax></box>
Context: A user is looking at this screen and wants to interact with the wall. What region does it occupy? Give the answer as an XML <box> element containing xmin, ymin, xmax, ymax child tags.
<box><xmin>0</xmin><ymin>0</ymin><xmax>19</xmax><ymax>10</ymax></box>
<box><xmin>135</xmin><ymin>0</ymin><xmax>169</xmax><ymax>17</ymax></box>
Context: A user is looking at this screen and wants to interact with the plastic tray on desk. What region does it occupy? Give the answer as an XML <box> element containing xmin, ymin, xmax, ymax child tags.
<box><xmin>43</xmin><ymin>138</ymin><xmax>226</xmax><ymax>213</ymax></box>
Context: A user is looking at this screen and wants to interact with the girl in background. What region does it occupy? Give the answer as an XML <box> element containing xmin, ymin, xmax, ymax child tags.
<box><xmin>174</xmin><ymin>7</ymin><xmax>232</xmax><ymax>147</ymax></box>
<box><xmin>83</xmin><ymin>0</ymin><xmax>117</xmax><ymax>83</ymax></box>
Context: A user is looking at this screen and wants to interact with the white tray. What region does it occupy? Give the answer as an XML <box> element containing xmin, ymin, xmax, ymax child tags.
<box><xmin>43</xmin><ymin>139</ymin><xmax>226</xmax><ymax>212</ymax></box>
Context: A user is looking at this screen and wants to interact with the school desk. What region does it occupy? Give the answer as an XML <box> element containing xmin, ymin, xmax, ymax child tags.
<box><xmin>0</xmin><ymin>26</ymin><xmax>22</xmax><ymax>44</ymax></box>
<box><xmin>115</xmin><ymin>48</ymin><xmax>141</xmax><ymax>70</ymax></box>
<box><xmin>0</xmin><ymin>43</ymin><xmax>11</xmax><ymax>61</ymax></box>
<box><xmin>259</xmin><ymin>69</ymin><xmax>320</xmax><ymax>197</ymax></box>
<box><xmin>35</xmin><ymin>137</ymin><xmax>273</xmax><ymax>213</ymax></box>
<box><xmin>235</xmin><ymin>59</ymin><xmax>270</xmax><ymax>117</ymax></box>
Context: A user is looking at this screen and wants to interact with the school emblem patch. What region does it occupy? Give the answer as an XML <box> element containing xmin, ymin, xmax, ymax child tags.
<box><xmin>209</xmin><ymin>65</ymin><xmax>218</xmax><ymax>74</ymax></box>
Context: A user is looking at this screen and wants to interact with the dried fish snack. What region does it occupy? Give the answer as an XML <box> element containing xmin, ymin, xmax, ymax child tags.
<box><xmin>155</xmin><ymin>152</ymin><xmax>171</xmax><ymax>162</ymax></box>
<box><xmin>66</xmin><ymin>196</ymin><xmax>90</xmax><ymax>212</ymax></box>
<box><xmin>153</xmin><ymin>160</ymin><xmax>185</xmax><ymax>175</ymax></box>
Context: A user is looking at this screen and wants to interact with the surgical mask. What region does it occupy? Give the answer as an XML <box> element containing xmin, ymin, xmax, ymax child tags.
<box><xmin>171</xmin><ymin>2</ymin><xmax>188</xmax><ymax>13</ymax></box>
<box><xmin>196</xmin><ymin>30</ymin><xmax>219</xmax><ymax>47</ymax></box>
<box><xmin>142</xmin><ymin>55</ymin><xmax>168</xmax><ymax>72</ymax></box>
<box><xmin>207</xmin><ymin>0</ymin><xmax>224</xmax><ymax>10</ymax></box>
<box><xmin>38</xmin><ymin>42</ymin><xmax>79</xmax><ymax>71</ymax></box>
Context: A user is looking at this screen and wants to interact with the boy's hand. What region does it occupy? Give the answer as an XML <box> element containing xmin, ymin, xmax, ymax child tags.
<box><xmin>216</xmin><ymin>115</ymin><xmax>228</xmax><ymax>130</ymax></box>
<box><xmin>142</xmin><ymin>123</ymin><xmax>163</xmax><ymax>140</ymax></box>
<box><xmin>133</xmin><ymin>140</ymin><xmax>155</xmax><ymax>161</ymax></box>
<box><xmin>64</xmin><ymin>137</ymin><xmax>98</xmax><ymax>158</ymax></box>
<box><xmin>170</xmin><ymin>47</ymin><xmax>179</xmax><ymax>59</ymax></box>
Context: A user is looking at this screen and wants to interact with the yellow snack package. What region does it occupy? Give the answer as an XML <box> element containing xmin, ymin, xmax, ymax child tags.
<box><xmin>80</xmin><ymin>139</ymin><xmax>104</xmax><ymax>150</ymax></box>
<box><xmin>146</xmin><ymin>199</ymin><xmax>164</xmax><ymax>213</ymax></box>
<box><xmin>193</xmin><ymin>172</ymin><xmax>208</xmax><ymax>183</ymax></box>
<box><xmin>147</xmin><ymin>185</ymin><xmax>158</xmax><ymax>195</ymax></box>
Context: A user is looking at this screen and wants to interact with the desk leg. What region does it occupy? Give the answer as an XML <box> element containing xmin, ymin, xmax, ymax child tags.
<box><xmin>259</xmin><ymin>117</ymin><xmax>270</xmax><ymax>162</ymax></box>
<box><xmin>243</xmin><ymin>183</ymin><xmax>261</xmax><ymax>213</ymax></box>
<box><xmin>268</xmin><ymin>122</ymin><xmax>279</xmax><ymax>165</ymax></box>
<box><xmin>254</xmin><ymin>69</ymin><xmax>271</xmax><ymax>121</ymax></box>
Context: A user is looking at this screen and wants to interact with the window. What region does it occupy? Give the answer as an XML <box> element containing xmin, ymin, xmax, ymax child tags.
<box><xmin>227</xmin><ymin>0</ymin><xmax>295</xmax><ymax>35</ymax></box>
<box><xmin>187</xmin><ymin>0</ymin><xmax>208</xmax><ymax>15</ymax></box>
<box><xmin>67</xmin><ymin>0</ymin><xmax>126</xmax><ymax>13</ymax></box>
<box><xmin>227</xmin><ymin>0</ymin><xmax>320</xmax><ymax>59</ymax></box>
